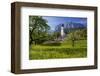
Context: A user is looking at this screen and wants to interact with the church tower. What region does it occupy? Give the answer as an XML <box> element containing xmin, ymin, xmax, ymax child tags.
<box><xmin>61</xmin><ymin>24</ymin><xmax>64</xmax><ymax>40</ymax></box>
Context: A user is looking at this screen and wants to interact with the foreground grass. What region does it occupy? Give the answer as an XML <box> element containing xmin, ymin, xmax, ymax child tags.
<box><xmin>29</xmin><ymin>40</ymin><xmax>87</xmax><ymax>60</ymax></box>
<box><xmin>29</xmin><ymin>47</ymin><xmax>87</xmax><ymax>59</ymax></box>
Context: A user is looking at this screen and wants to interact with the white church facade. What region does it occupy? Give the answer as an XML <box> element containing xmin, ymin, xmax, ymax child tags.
<box><xmin>60</xmin><ymin>24</ymin><xmax>65</xmax><ymax>40</ymax></box>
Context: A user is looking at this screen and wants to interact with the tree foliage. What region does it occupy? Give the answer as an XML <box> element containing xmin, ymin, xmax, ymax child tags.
<box><xmin>67</xmin><ymin>28</ymin><xmax>87</xmax><ymax>40</ymax></box>
<box><xmin>29</xmin><ymin>16</ymin><xmax>50</xmax><ymax>45</ymax></box>
<box><xmin>67</xmin><ymin>28</ymin><xmax>87</xmax><ymax>47</ymax></box>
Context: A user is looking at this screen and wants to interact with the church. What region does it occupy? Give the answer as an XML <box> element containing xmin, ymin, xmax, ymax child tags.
<box><xmin>61</xmin><ymin>24</ymin><xmax>65</xmax><ymax>41</ymax></box>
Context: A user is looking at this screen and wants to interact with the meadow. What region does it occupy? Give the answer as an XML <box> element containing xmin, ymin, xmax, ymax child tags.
<box><xmin>29</xmin><ymin>39</ymin><xmax>87</xmax><ymax>60</ymax></box>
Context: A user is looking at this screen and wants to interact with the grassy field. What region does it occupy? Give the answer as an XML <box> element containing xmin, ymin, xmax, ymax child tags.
<box><xmin>29</xmin><ymin>39</ymin><xmax>87</xmax><ymax>60</ymax></box>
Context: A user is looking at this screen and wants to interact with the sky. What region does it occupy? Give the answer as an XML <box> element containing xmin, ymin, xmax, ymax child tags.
<box><xmin>42</xmin><ymin>16</ymin><xmax>87</xmax><ymax>31</ymax></box>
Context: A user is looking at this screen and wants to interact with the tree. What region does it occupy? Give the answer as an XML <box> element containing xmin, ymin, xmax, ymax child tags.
<box><xmin>67</xmin><ymin>28</ymin><xmax>87</xmax><ymax>47</ymax></box>
<box><xmin>29</xmin><ymin>16</ymin><xmax>50</xmax><ymax>45</ymax></box>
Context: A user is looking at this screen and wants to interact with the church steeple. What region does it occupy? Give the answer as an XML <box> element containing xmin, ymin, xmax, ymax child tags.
<box><xmin>61</xmin><ymin>24</ymin><xmax>64</xmax><ymax>40</ymax></box>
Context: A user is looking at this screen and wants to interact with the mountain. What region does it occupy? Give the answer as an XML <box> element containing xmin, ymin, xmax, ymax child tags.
<box><xmin>55</xmin><ymin>22</ymin><xmax>87</xmax><ymax>33</ymax></box>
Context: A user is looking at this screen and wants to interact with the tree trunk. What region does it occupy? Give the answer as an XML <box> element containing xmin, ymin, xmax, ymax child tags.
<box><xmin>72</xmin><ymin>39</ymin><xmax>75</xmax><ymax>47</ymax></box>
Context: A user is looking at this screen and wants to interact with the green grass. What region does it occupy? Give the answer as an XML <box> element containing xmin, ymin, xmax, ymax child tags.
<box><xmin>29</xmin><ymin>40</ymin><xmax>87</xmax><ymax>60</ymax></box>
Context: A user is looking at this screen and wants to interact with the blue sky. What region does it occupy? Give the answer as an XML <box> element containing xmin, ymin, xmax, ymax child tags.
<box><xmin>43</xmin><ymin>16</ymin><xmax>87</xmax><ymax>31</ymax></box>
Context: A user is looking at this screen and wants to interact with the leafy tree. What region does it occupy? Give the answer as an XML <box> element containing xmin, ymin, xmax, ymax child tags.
<box><xmin>29</xmin><ymin>16</ymin><xmax>50</xmax><ymax>45</ymax></box>
<box><xmin>52</xmin><ymin>32</ymin><xmax>60</xmax><ymax>40</ymax></box>
<box><xmin>67</xmin><ymin>28</ymin><xmax>87</xmax><ymax>47</ymax></box>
